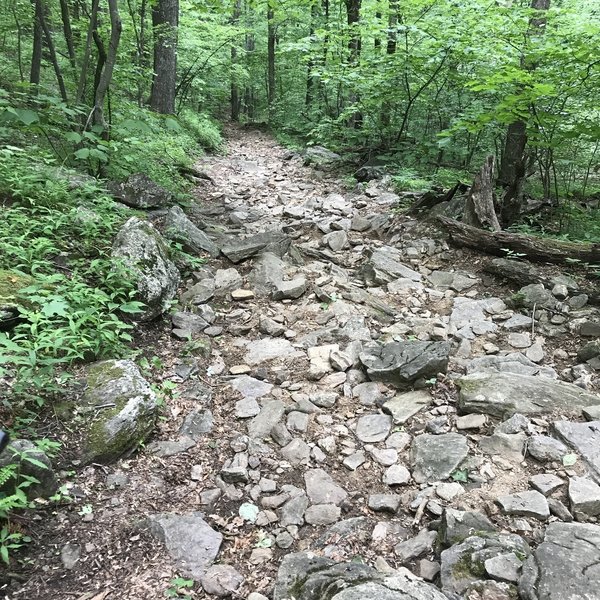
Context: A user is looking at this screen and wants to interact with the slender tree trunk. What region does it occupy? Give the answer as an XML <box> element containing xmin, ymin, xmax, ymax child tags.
<box><xmin>305</xmin><ymin>2</ymin><xmax>318</xmax><ymax>106</ymax></box>
<box><xmin>344</xmin><ymin>0</ymin><xmax>362</xmax><ymax>128</ymax></box>
<box><xmin>93</xmin><ymin>0</ymin><xmax>122</xmax><ymax>129</ymax></box>
<box><xmin>267</xmin><ymin>1</ymin><xmax>276</xmax><ymax>118</ymax></box>
<box><xmin>59</xmin><ymin>0</ymin><xmax>77</xmax><ymax>75</ymax></box>
<box><xmin>497</xmin><ymin>0</ymin><xmax>551</xmax><ymax>225</ymax></box>
<box><xmin>76</xmin><ymin>0</ymin><xmax>100</xmax><ymax>105</ymax></box>
<box><xmin>29</xmin><ymin>0</ymin><xmax>43</xmax><ymax>88</ymax></box>
<box><xmin>13</xmin><ymin>7</ymin><xmax>24</xmax><ymax>81</ymax></box>
<box><xmin>150</xmin><ymin>0</ymin><xmax>179</xmax><ymax>115</ymax></box>
<box><xmin>37</xmin><ymin>0</ymin><xmax>68</xmax><ymax>102</ymax></box>
<box><xmin>230</xmin><ymin>0</ymin><xmax>242</xmax><ymax>120</ymax></box>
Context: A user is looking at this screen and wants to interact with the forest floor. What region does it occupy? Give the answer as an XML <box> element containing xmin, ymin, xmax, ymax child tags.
<box><xmin>5</xmin><ymin>127</ymin><xmax>600</xmax><ymax>600</ymax></box>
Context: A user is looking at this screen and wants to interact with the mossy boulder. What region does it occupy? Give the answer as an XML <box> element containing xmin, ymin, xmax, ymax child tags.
<box><xmin>0</xmin><ymin>269</ymin><xmax>35</xmax><ymax>330</ymax></box>
<box><xmin>78</xmin><ymin>359</ymin><xmax>158</xmax><ymax>464</ymax></box>
<box><xmin>111</xmin><ymin>217</ymin><xmax>180</xmax><ymax>321</ymax></box>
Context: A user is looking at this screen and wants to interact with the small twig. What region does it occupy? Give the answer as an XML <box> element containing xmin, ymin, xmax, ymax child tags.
<box><xmin>93</xmin><ymin>402</ymin><xmax>116</xmax><ymax>411</ymax></box>
<box><xmin>413</xmin><ymin>496</ymin><xmax>428</xmax><ymax>526</ymax></box>
<box><xmin>531</xmin><ymin>302</ymin><xmax>537</xmax><ymax>336</ymax></box>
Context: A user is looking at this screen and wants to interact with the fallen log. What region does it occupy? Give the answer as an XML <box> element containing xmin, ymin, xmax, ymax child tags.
<box><xmin>437</xmin><ymin>216</ymin><xmax>600</xmax><ymax>266</ymax></box>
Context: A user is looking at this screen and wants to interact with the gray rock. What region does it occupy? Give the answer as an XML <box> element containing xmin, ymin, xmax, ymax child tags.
<box><xmin>0</xmin><ymin>439</ymin><xmax>58</xmax><ymax>500</ymax></box>
<box><xmin>411</xmin><ymin>434</ymin><xmax>469</xmax><ymax>483</ymax></box>
<box><xmin>171</xmin><ymin>311</ymin><xmax>209</xmax><ymax>338</ymax></box>
<box><xmin>530</xmin><ymin>473</ymin><xmax>565</xmax><ymax>496</ymax></box>
<box><xmin>368</xmin><ymin>494</ymin><xmax>401</xmax><ymax>513</ymax></box>
<box><xmin>383</xmin><ymin>464</ymin><xmax>411</xmax><ymax>486</ymax></box>
<box><xmin>568</xmin><ymin>476</ymin><xmax>600</xmax><ymax>517</ymax></box>
<box><xmin>394</xmin><ymin>529</ymin><xmax>437</xmax><ymax>562</ymax></box>
<box><xmin>553</xmin><ymin>420</ymin><xmax>600</xmax><ymax>481</ymax></box>
<box><xmin>78</xmin><ymin>360</ymin><xmax>158</xmax><ymax>464</ymax></box>
<box><xmin>279</xmin><ymin>494</ymin><xmax>309</xmax><ymax>526</ymax></box>
<box><xmin>465</xmin><ymin>352</ymin><xmax>555</xmax><ymax>378</ymax></box>
<box><xmin>60</xmin><ymin>542</ymin><xmax>81</xmax><ymax>570</ymax></box>
<box><xmin>548</xmin><ymin>498</ymin><xmax>573</xmax><ymax>522</ymax></box>
<box><xmin>109</xmin><ymin>173</ymin><xmax>172</xmax><ymax>208</ymax></box>
<box><xmin>180</xmin><ymin>279</ymin><xmax>214</xmax><ymax>304</ymax></box>
<box><xmin>484</xmin><ymin>553</ymin><xmax>523</xmax><ymax>583</ymax></box>
<box><xmin>164</xmin><ymin>206</ymin><xmax>220</xmax><ymax>257</ymax></box>
<box><xmin>229</xmin><ymin>375</ymin><xmax>273</xmax><ymax>400</ymax></box>
<box><xmin>355</xmin><ymin>414</ymin><xmax>392</xmax><ymax>443</ymax></box>
<box><xmin>304</xmin><ymin>504</ymin><xmax>341</xmax><ymax>525</ymax></box>
<box><xmin>200</xmin><ymin>564</ymin><xmax>244</xmax><ymax>596</ymax></box>
<box><xmin>259</xmin><ymin>315</ymin><xmax>286</xmax><ymax>337</ymax></box>
<box><xmin>147</xmin><ymin>436</ymin><xmax>195</xmax><ymax>457</ymax></box>
<box><xmin>502</xmin><ymin>313</ymin><xmax>533</xmax><ymax>331</ymax></box>
<box><xmin>580</xmin><ymin>321</ymin><xmax>600</xmax><ymax>337</ymax></box>
<box><xmin>353</xmin><ymin>382</ymin><xmax>385</xmax><ymax>406</ymax></box>
<box><xmin>439</xmin><ymin>508</ymin><xmax>498</xmax><ymax>547</ymax></box>
<box><xmin>244</xmin><ymin>338</ymin><xmax>299</xmax><ymax>366</ymax></box>
<box><xmin>427</xmin><ymin>271</ymin><xmax>477</xmax><ymax>292</ymax></box>
<box><xmin>440</xmin><ymin>534</ymin><xmax>529</xmax><ymax>600</ymax></box>
<box><xmin>180</xmin><ymin>409</ymin><xmax>213</xmax><ymax>440</ymax></box>
<box><xmin>273</xmin><ymin>276</ymin><xmax>307</xmax><ymax>300</ymax></box>
<box><xmin>142</xmin><ymin>512</ymin><xmax>222</xmax><ymax>578</ymax></box>
<box><xmin>112</xmin><ymin>217</ymin><xmax>180</xmax><ymax>320</ymax></box>
<box><xmin>518</xmin><ymin>284</ymin><xmax>556</xmax><ymax>309</ymax></box>
<box><xmin>360</xmin><ymin>341</ymin><xmax>450</xmax><ymax>388</ymax></box>
<box><xmin>304</xmin><ymin>469</ymin><xmax>348</xmax><ymax>505</ymax></box>
<box><xmin>273</xmin><ymin>552</ymin><xmax>447</xmax><ymax>600</ymax></box>
<box><xmin>362</xmin><ymin>246</ymin><xmax>422</xmax><ymax>285</ymax></box>
<box><xmin>214</xmin><ymin>268</ymin><xmax>243</xmax><ymax>296</ymax></box>
<box><xmin>383</xmin><ymin>390</ymin><xmax>432</xmax><ymax>424</ymax></box>
<box><xmin>519</xmin><ymin>522</ymin><xmax>600</xmax><ymax>600</ymax></box>
<box><xmin>496</xmin><ymin>413</ymin><xmax>531</xmax><ymax>434</ymax></box>
<box><xmin>250</xmin><ymin>252</ymin><xmax>286</xmax><ymax>296</ymax></box>
<box><xmin>343</xmin><ymin>451</ymin><xmax>366</xmax><ymax>471</ymax></box>
<box><xmin>248</xmin><ymin>400</ymin><xmax>286</xmax><ymax>439</ymax></box>
<box><xmin>449</xmin><ymin>297</ymin><xmax>501</xmax><ymax>339</ymax></box>
<box><xmin>220</xmin><ymin>230</ymin><xmax>291</xmax><ymax>263</ymax></box>
<box><xmin>351</xmin><ymin>216</ymin><xmax>372</xmax><ymax>232</ymax></box>
<box><xmin>458</xmin><ymin>372</ymin><xmax>600</xmax><ymax>418</ymax></box>
<box><xmin>528</xmin><ymin>435</ymin><xmax>568</xmax><ymax>462</ymax></box>
<box><xmin>479</xmin><ymin>432</ymin><xmax>526</xmax><ymax>462</ymax></box>
<box><xmin>583</xmin><ymin>406</ymin><xmax>600</xmax><ymax>421</ymax></box>
<box><xmin>578</xmin><ymin>342</ymin><xmax>600</xmax><ymax>363</ymax></box>
<box><xmin>456</xmin><ymin>414</ymin><xmax>487</xmax><ymax>430</ymax></box>
<box><xmin>280</xmin><ymin>438</ymin><xmax>311</xmax><ymax>465</ymax></box>
<box><xmin>303</xmin><ymin>146</ymin><xmax>342</xmax><ymax>167</ymax></box>
<box><xmin>496</xmin><ymin>491</ymin><xmax>549</xmax><ymax>520</ymax></box>
<box><xmin>323</xmin><ymin>230</ymin><xmax>349</xmax><ymax>252</ymax></box>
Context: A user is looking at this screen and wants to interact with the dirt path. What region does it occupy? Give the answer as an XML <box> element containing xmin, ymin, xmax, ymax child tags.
<box><xmin>8</xmin><ymin>127</ymin><xmax>600</xmax><ymax>600</ymax></box>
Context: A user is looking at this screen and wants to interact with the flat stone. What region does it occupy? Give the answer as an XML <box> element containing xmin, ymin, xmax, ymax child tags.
<box><xmin>528</xmin><ymin>435</ymin><xmax>568</xmax><ymax>462</ymax></box>
<box><xmin>304</xmin><ymin>469</ymin><xmax>348</xmax><ymax>506</ymax></box>
<box><xmin>229</xmin><ymin>375</ymin><xmax>273</xmax><ymax>399</ymax></box>
<box><xmin>343</xmin><ymin>451</ymin><xmax>366</xmax><ymax>471</ymax></box>
<box><xmin>436</xmin><ymin>482</ymin><xmax>465</xmax><ymax>502</ymax></box>
<box><xmin>530</xmin><ymin>473</ymin><xmax>565</xmax><ymax>496</ymax></box>
<box><xmin>368</xmin><ymin>494</ymin><xmax>401</xmax><ymax>513</ymax></box>
<box><xmin>280</xmin><ymin>438</ymin><xmax>311</xmax><ymax>465</ymax></box>
<box><xmin>355</xmin><ymin>414</ymin><xmax>392</xmax><ymax>443</ymax></box>
<box><xmin>394</xmin><ymin>529</ymin><xmax>437</xmax><ymax>563</ymax></box>
<box><xmin>273</xmin><ymin>276</ymin><xmax>308</xmax><ymax>300</ymax></box>
<box><xmin>369</xmin><ymin>448</ymin><xmax>398</xmax><ymax>467</ymax></box>
<box><xmin>214</xmin><ymin>268</ymin><xmax>243</xmax><ymax>296</ymax></box>
<box><xmin>142</xmin><ymin>512</ymin><xmax>222</xmax><ymax>578</ymax></box>
<box><xmin>386</xmin><ymin>432</ymin><xmax>412</xmax><ymax>451</ymax></box>
<box><xmin>148</xmin><ymin>437</ymin><xmax>195</xmax><ymax>457</ymax></box>
<box><xmin>411</xmin><ymin>433</ymin><xmax>469</xmax><ymax>483</ymax></box>
<box><xmin>458</xmin><ymin>373</ymin><xmax>600</xmax><ymax>418</ymax></box>
<box><xmin>383</xmin><ymin>464</ymin><xmax>411</xmax><ymax>486</ymax></box>
<box><xmin>456</xmin><ymin>414</ymin><xmax>487</xmax><ymax>430</ymax></box>
<box><xmin>244</xmin><ymin>338</ymin><xmax>298</xmax><ymax>366</ymax></box>
<box><xmin>568</xmin><ymin>476</ymin><xmax>600</xmax><ymax>517</ymax></box>
<box><xmin>248</xmin><ymin>400</ymin><xmax>286</xmax><ymax>439</ymax></box>
<box><xmin>583</xmin><ymin>406</ymin><xmax>600</xmax><ymax>421</ymax></box>
<box><xmin>519</xmin><ymin>522</ymin><xmax>600</xmax><ymax>600</ymax></box>
<box><xmin>235</xmin><ymin>398</ymin><xmax>261</xmax><ymax>418</ymax></box>
<box><xmin>439</xmin><ymin>508</ymin><xmax>498</xmax><ymax>547</ymax></box>
<box><xmin>496</xmin><ymin>491</ymin><xmax>549</xmax><ymax>520</ymax></box>
<box><xmin>382</xmin><ymin>390</ymin><xmax>431</xmax><ymax>424</ymax></box>
<box><xmin>220</xmin><ymin>230</ymin><xmax>290</xmax><ymax>263</ymax></box>
<box><xmin>200</xmin><ymin>565</ymin><xmax>244</xmax><ymax>596</ymax></box>
<box><xmin>360</xmin><ymin>341</ymin><xmax>450</xmax><ymax>388</ymax></box>
<box><xmin>352</xmin><ymin>382</ymin><xmax>385</xmax><ymax>406</ymax></box>
<box><xmin>479</xmin><ymin>432</ymin><xmax>526</xmax><ymax>462</ymax></box>
<box><xmin>508</xmin><ymin>332</ymin><xmax>531</xmax><ymax>348</ymax></box>
<box><xmin>502</xmin><ymin>314</ymin><xmax>533</xmax><ymax>331</ymax></box>
<box><xmin>231</xmin><ymin>288</ymin><xmax>254</xmax><ymax>301</ymax></box>
<box><xmin>362</xmin><ymin>246</ymin><xmax>422</xmax><ymax>285</ymax></box>
<box><xmin>323</xmin><ymin>230</ymin><xmax>349</xmax><ymax>252</ymax></box>
<box><xmin>279</xmin><ymin>494</ymin><xmax>309</xmax><ymax>526</ymax></box>
<box><xmin>484</xmin><ymin>553</ymin><xmax>523</xmax><ymax>583</ymax></box>
<box><xmin>308</xmin><ymin>344</ymin><xmax>338</xmax><ymax>380</ymax></box>
<box><xmin>304</xmin><ymin>504</ymin><xmax>341</xmax><ymax>525</ymax></box>
<box><xmin>553</xmin><ymin>420</ymin><xmax>600</xmax><ymax>481</ymax></box>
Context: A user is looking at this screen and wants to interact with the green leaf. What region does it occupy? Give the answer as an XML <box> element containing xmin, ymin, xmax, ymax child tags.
<box><xmin>15</xmin><ymin>109</ymin><xmax>39</xmax><ymax>126</ymax></box>
<box><xmin>41</xmin><ymin>299</ymin><xmax>69</xmax><ymax>317</ymax></box>
<box><xmin>74</xmin><ymin>148</ymin><xmax>90</xmax><ymax>160</ymax></box>
<box><xmin>451</xmin><ymin>469</ymin><xmax>468</xmax><ymax>482</ymax></box>
<box><xmin>562</xmin><ymin>454</ymin><xmax>577</xmax><ymax>466</ymax></box>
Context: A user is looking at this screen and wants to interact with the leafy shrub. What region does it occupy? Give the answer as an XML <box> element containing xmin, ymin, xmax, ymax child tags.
<box><xmin>179</xmin><ymin>109</ymin><xmax>223</xmax><ymax>152</ymax></box>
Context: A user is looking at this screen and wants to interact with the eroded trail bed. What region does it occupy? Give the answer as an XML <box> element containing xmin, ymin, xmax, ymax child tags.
<box><xmin>10</xmin><ymin>128</ymin><xmax>600</xmax><ymax>600</ymax></box>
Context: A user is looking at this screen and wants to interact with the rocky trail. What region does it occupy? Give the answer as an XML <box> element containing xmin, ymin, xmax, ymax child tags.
<box><xmin>8</xmin><ymin>128</ymin><xmax>600</xmax><ymax>600</ymax></box>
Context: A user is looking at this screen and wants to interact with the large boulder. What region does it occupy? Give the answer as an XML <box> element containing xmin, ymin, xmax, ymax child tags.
<box><xmin>361</xmin><ymin>246</ymin><xmax>422</xmax><ymax>286</ymax></box>
<box><xmin>108</xmin><ymin>173</ymin><xmax>172</xmax><ymax>209</ymax></box>
<box><xmin>77</xmin><ymin>360</ymin><xmax>158</xmax><ymax>464</ymax></box>
<box><xmin>457</xmin><ymin>372</ymin><xmax>600</xmax><ymax>418</ymax></box>
<box><xmin>360</xmin><ymin>341</ymin><xmax>450</xmax><ymax>388</ymax></box>
<box><xmin>519</xmin><ymin>522</ymin><xmax>600</xmax><ymax>600</ymax></box>
<box><xmin>303</xmin><ymin>146</ymin><xmax>342</xmax><ymax>169</ymax></box>
<box><xmin>163</xmin><ymin>205</ymin><xmax>220</xmax><ymax>257</ymax></box>
<box><xmin>219</xmin><ymin>230</ymin><xmax>291</xmax><ymax>264</ymax></box>
<box><xmin>0</xmin><ymin>439</ymin><xmax>58</xmax><ymax>499</ymax></box>
<box><xmin>273</xmin><ymin>552</ymin><xmax>447</xmax><ymax>600</ymax></box>
<box><xmin>112</xmin><ymin>217</ymin><xmax>180</xmax><ymax>320</ymax></box>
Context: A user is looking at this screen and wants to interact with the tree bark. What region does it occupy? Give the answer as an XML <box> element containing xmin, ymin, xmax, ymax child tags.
<box><xmin>438</xmin><ymin>216</ymin><xmax>600</xmax><ymax>266</ymax></box>
<box><xmin>230</xmin><ymin>0</ymin><xmax>242</xmax><ymax>120</ymax></box>
<box><xmin>76</xmin><ymin>0</ymin><xmax>100</xmax><ymax>105</ymax></box>
<box><xmin>267</xmin><ymin>1</ymin><xmax>276</xmax><ymax>116</ymax></box>
<box><xmin>463</xmin><ymin>155</ymin><xmax>501</xmax><ymax>231</ymax></box>
<box><xmin>37</xmin><ymin>0</ymin><xmax>69</xmax><ymax>102</ymax></box>
<box><xmin>150</xmin><ymin>0</ymin><xmax>179</xmax><ymax>115</ymax></box>
<box><xmin>29</xmin><ymin>0</ymin><xmax>43</xmax><ymax>88</ymax></box>
<box><xmin>344</xmin><ymin>0</ymin><xmax>362</xmax><ymax>128</ymax></box>
<box><xmin>93</xmin><ymin>0</ymin><xmax>122</xmax><ymax>128</ymax></box>
<box><xmin>59</xmin><ymin>0</ymin><xmax>77</xmax><ymax>75</ymax></box>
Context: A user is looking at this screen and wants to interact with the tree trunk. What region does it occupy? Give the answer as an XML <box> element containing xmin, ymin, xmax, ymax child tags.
<box><xmin>29</xmin><ymin>0</ymin><xmax>43</xmax><ymax>88</ymax></box>
<box><xmin>344</xmin><ymin>0</ymin><xmax>362</xmax><ymax>128</ymax></box>
<box><xmin>497</xmin><ymin>0</ymin><xmax>551</xmax><ymax>226</ymax></box>
<box><xmin>230</xmin><ymin>0</ymin><xmax>242</xmax><ymax>120</ymax></box>
<box><xmin>150</xmin><ymin>0</ymin><xmax>179</xmax><ymax>115</ymax></box>
<box><xmin>93</xmin><ymin>0</ymin><xmax>122</xmax><ymax>129</ymax></box>
<box><xmin>463</xmin><ymin>155</ymin><xmax>501</xmax><ymax>231</ymax></box>
<box><xmin>59</xmin><ymin>0</ymin><xmax>77</xmax><ymax>75</ymax></box>
<box><xmin>76</xmin><ymin>0</ymin><xmax>100</xmax><ymax>105</ymax></box>
<box><xmin>438</xmin><ymin>216</ymin><xmax>600</xmax><ymax>266</ymax></box>
<box><xmin>267</xmin><ymin>1</ymin><xmax>275</xmax><ymax>116</ymax></box>
<box><xmin>37</xmin><ymin>0</ymin><xmax>68</xmax><ymax>102</ymax></box>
